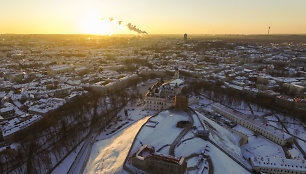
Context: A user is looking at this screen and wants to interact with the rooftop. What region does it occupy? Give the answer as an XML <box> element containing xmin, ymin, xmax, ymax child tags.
<box><xmin>251</xmin><ymin>156</ymin><xmax>306</xmax><ymax>172</ymax></box>
<box><xmin>212</xmin><ymin>103</ymin><xmax>292</xmax><ymax>140</ymax></box>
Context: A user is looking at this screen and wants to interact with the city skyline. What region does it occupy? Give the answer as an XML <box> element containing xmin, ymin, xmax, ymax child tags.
<box><xmin>1</xmin><ymin>0</ymin><xmax>306</xmax><ymax>35</ymax></box>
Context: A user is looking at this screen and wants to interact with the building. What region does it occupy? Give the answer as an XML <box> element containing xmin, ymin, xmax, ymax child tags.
<box><xmin>184</xmin><ymin>33</ymin><xmax>187</xmax><ymax>41</ymax></box>
<box><xmin>287</xmin><ymin>148</ymin><xmax>300</xmax><ymax>159</ymax></box>
<box><xmin>132</xmin><ymin>145</ymin><xmax>187</xmax><ymax>174</ymax></box>
<box><xmin>250</xmin><ymin>156</ymin><xmax>306</xmax><ymax>174</ymax></box>
<box><xmin>175</xmin><ymin>95</ymin><xmax>188</xmax><ymax>111</ymax></box>
<box><xmin>144</xmin><ymin>70</ymin><xmax>184</xmax><ymax>111</ymax></box>
<box><xmin>283</xmin><ymin>83</ymin><xmax>305</xmax><ymax>96</ymax></box>
<box><xmin>0</xmin><ymin>114</ymin><xmax>42</xmax><ymax>140</ymax></box>
<box><xmin>0</xmin><ymin>105</ymin><xmax>15</xmax><ymax>118</ymax></box>
<box><xmin>47</xmin><ymin>65</ymin><xmax>73</xmax><ymax>76</ymax></box>
<box><xmin>212</xmin><ymin>103</ymin><xmax>293</xmax><ymax>146</ymax></box>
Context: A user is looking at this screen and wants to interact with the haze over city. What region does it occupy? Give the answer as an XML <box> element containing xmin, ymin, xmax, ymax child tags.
<box><xmin>1</xmin><ymin>0</ymin><xmax>306</xmax><ymax>34</ymax></box>
<box><xmin>0</xmin><ymin>1</ymin><xmax>306</xmax><ymax>174</ymax></box>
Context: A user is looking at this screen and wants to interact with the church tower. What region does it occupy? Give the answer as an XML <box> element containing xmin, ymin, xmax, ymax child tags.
<box><xmin>56</xmin><ymin>56</ymin><xmax>63</xmax><ymax>65</ymax></box>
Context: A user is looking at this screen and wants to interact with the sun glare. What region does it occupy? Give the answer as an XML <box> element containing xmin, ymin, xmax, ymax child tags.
<box><xmin>81</xmin><ymin>14</ymin><xmax>116</xmax><ymax>36</ymax></box>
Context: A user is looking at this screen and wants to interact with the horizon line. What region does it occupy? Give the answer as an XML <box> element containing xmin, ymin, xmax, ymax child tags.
<box><xmin>1</xmin><ymin>33</ymin><xmax>306</xmax><ymax>36</ymax></box>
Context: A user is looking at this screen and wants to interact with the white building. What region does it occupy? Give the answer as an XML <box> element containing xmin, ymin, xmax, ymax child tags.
<box><xmin>212</xmin><ymin>103</ymin><xmax>293</xmax><ymax>146</ymax></box>
<box><xmin>144</xmin><ymin>70</ymin><xmax>184</xmax><ymax>111</ymax></box>
<box><xmin>250</xmin><ymin>156</ymin><xmax>306</xmax><ymax>174</ymax></box>
<box><xmin>47</xmin><ymin>65</ymin><xmax>73</xmax><ymax>76</ymax></box>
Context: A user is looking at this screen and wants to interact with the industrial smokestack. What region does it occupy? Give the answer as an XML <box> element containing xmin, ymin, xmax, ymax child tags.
<box><xmin>268</xmin><ymin>26</ymin><xmax>270</xmax><ymax>35</ymax></box>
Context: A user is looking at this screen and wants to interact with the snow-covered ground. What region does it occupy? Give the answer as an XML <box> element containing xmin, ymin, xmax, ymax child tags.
<box><xmin>81</xmin><ymin>91</ymin><xmax>305</xmax><ymax>174</ymax></box>
<box><xmin>241</xmin><ymin>135</ymin><xmax>286</xmax><ymax>159</ymax></box>
<box><xmin>130</xmin><ymin>110</ymin><xmax>189</xmax><ymax>152</ymax></box>
<box><xmin>209</xmin><ymin>143</ymin><xmax>249</xmax><ymax>174</ymax></box>
<box><xmin>84</xmin><ymin>116</ymin><xmax>150</xmax><ymax>174</ymax></box>
<box><xmin>51</xmin><ymin>142</ymin><xmax>84</xmax><ymax>174</ymax></box>
<box><xmin>176</xmin><ymin>137</ymin><xmax>208</xmax><ymax>157</ymax></box>
<box><xmin>95</xmin><ymin>107</ymin><xmax>156</xmax><ymax>141</ymax></box>
<box><xmin>196</xmin><ymin>93</ymin><xmax>306</xmax><ymax>161</ymax></box>
<box><xmin>197</xmin><ymin>111</ymin><xmax>242</xmax><ymax>157</ymax></box>
<box><xmin>233</xmin><ymin>124</ymin><xmax>254</xmax><ymax>136</ymax></box>
<box><xmin>125</xmin><ymin>109</ymin><xmax>251</xmax><ymax>174</ymax></box>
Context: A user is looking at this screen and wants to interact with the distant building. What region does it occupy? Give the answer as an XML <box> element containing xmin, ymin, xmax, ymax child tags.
<box><xmin>132</xmin><ymin>145</ymin><xmax>187</xmax><ymax>174</ymax></box>
<box><xmin>184</xmin><ymin>33</ymin><xmax>187</xmax><ymax>41</ymax></box>
<box><xmin>212</xmin><ymin>103</ymin><xmax>293</xmax><ymax>146</ymax></box>
<box><xmin>0</xmin><ymin>106</ymin><xmax>15</xmax><ymax>118</ymax></box>
<box><xmin>1</xmin><ymin>114</ymin><xmax>42</xmax><ymax>140</ymax></box>
<box><xmin>283</xmin><ymin>83</ymin><xmax>305</xmax><ymax>96</ymax></box>
<box><xmin>56</xmin><ymin>56</ymin><xmax>63</xmax><ymax>65</ymax></box>
<box><xmin>250</xmin><ymin>156</ymin><xmax>306</xmax><ymax>174</ymax></box>
<box><xmin>47</xmin><ymin>65</ymin><xmax>73</xmax><ymax>76</ymax></box>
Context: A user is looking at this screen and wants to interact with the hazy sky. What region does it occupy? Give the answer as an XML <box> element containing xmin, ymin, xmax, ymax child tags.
<box><xmin>1</xmin><ymin>0</ymin><xmax>306</xmax><ymax>34</ymax></box>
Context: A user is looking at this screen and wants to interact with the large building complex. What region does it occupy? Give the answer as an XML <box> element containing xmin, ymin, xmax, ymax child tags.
<box><xmin>212</xmin><ymin>103</ymin><xmax>293</xmax><ymax>146</ymax></box>
<box><xmin>144</xmin><ymin>70</ymin><xmax>184</xmax><ymax>111</ymax></box>
<box><xmin>250</xmin><ymin>156</ymin><xmax>306</xmax><ymax>174</ymax></box>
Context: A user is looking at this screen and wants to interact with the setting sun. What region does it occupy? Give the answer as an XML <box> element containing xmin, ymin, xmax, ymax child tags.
<box><xmin>80</xmin><ymin>14</ymin><xmax>116</xmax><ymax>35</ymax></box>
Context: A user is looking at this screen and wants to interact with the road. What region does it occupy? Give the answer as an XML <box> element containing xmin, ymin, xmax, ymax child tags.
<box><xmin>190</xmin><ymin>107</ymin><xmax>253</xmax><ymax>173</ymax></box>
<box><xmin>67</xmin><ymin>132</ymin><xmax>98</xmax><ymax>174</ymax></box>
<box><xmin>169</xmin><ymin>109</ymin><xmax>194</xmax><ymax>156</ymax></box>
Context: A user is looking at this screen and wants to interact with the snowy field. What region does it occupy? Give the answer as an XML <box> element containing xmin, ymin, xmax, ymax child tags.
<box><xmin>175</xmin><ymin>137</ymin><xmax>208</xmax><ymax>157</ymax></box>
<box><xmin>126</xmin><ymin>109</ymin><xmax>250</xmax><ymax>174</ymax></box>
<box><xmin>95</xmin><ymin>107</ymin><xmax>157</xmax><ymax>141</ymax></box>
<box><xmin>84</xmin><ymin>116</ymin><xmax>150</xmax><ymax>174</ymax></box>
<box><xmin>130</xmin><ymin>110</ymin><xmax>189</xmax><ymax>154</ymax></box>
<box><xmin>209</xmin><ymin>144</ymin><xmax>249</xmax><ymax>174</ymax></box>
<box><xmin>241</xmin><ymin>135</ymin><xmax>286</xmax><ymax>159</ymax></box>
<box><xmin>82</xmin><ymin>91</ymin><xmax>305</xmax><ymax>174</ymax></box>
<box><xmin>197</xmin><ymin>111</ymin><xmax>243</xmax><ymax>157</ymax></box>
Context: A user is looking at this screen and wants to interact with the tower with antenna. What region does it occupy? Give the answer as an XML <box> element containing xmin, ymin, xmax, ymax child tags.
<box><xmin>268</xmin><ymin>26</ymin><xmax>270</xmax><ymax>35</ymax></box>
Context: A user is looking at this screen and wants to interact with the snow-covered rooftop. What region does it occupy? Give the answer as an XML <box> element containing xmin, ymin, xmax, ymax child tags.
<box><xmin>251</xmin><ymin>156</ymin><xmax>306</xmax><ymax>172</ymax></box>
<box><xmin>212</xmin><ymin>103</ymin><xmax>292</xmax><ymax>141</ymax></box>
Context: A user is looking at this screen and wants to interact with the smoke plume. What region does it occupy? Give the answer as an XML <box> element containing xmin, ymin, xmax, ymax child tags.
<box><xmin>100</xmin><ymin>17</ymin><xmax>148</xmax><ymax>34</ymax></box>
<box><xmin>126</xmin><ymin>23</ymin><xmax>147</xmax><ymax>34</ymax></box>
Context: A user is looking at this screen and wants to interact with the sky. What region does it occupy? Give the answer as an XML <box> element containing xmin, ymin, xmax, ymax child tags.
<box><xmin>1</xmin><ymin>0</ymin><xmax>306</xmax><ymax>35</ymax></box>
